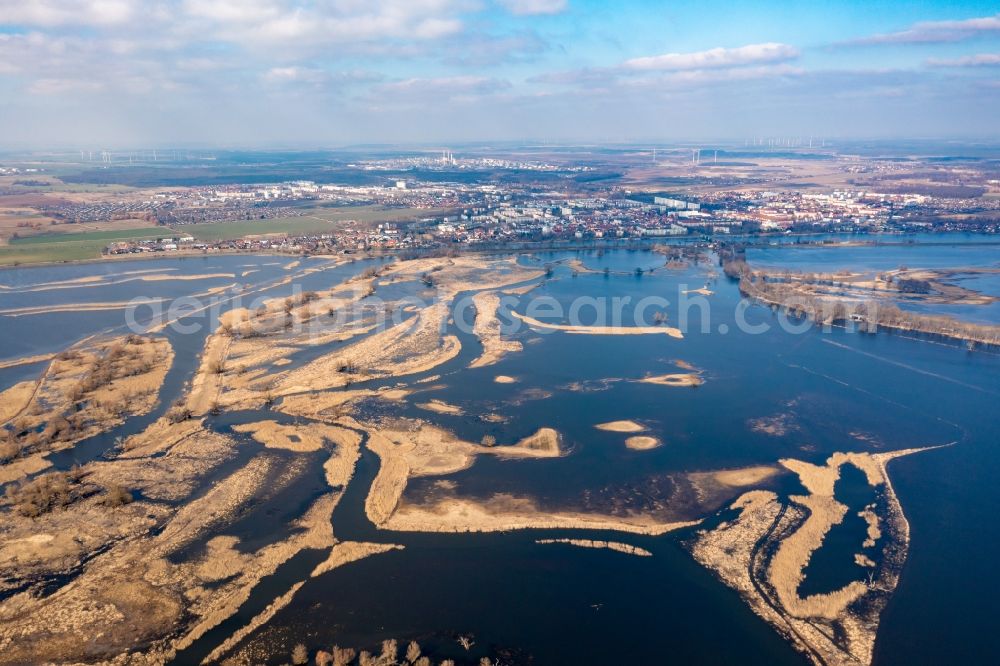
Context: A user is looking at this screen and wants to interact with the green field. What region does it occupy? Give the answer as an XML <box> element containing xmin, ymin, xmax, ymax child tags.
<box><xmin>181</xmin><ymin>205</ymin><xmax>450</xmax><ymax>242</ymax></box>
<box><xmin>0</xmin><ymin>205</ymin><xmax>453</xmax><ymax>265</ymax></box>
<box><xmin>0</xmin><ymin>227</ymin><xmax>169</xmax><ymax>265</ymax></box>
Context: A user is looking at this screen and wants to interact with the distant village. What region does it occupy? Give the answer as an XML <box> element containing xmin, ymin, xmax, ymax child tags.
<box><xmin>98</xmin><ymin>175</ymin><xmax>1000</xmax><ymax>257</ymax></box>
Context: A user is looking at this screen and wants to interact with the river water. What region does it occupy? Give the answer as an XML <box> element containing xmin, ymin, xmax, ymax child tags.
<box><xmin>1</xmin><ymin>243</ymin><xmax>998</xmax><ymax>665</ymax></box>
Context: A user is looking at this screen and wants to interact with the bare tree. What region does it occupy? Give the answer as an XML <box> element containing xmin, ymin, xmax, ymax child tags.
<box><xmin>332</xmin><ymin>646</ymin><xmax>356</xmax><ymax>666</ymax></box>
<box><xmin>291</xmin><ymin>643</ymin><xmax>309</xmax><ymax>665</ymax></box>
<box><xmin>379</xmin><ymin>639</ymin><xmax>398</xmax><ymax>665</ymax></box>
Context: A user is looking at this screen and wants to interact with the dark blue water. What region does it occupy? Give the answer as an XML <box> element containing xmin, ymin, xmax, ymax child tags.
<box><xmin>3</xmin><ymin>246</ymin><xmax>1000</xmax><ymax>665</ymax></box>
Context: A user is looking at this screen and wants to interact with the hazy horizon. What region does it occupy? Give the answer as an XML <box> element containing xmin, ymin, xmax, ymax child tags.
<box><xmin>0</xmin><ymin>1</ymin><xmax>998</xmax><ymax>147</ymax></box>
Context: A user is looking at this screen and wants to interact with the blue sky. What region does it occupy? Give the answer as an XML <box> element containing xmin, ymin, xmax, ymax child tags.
<box><xmin>0</xmin><ymin>0</ymin><xmax>997</xmax><ymax>147</ymax></box>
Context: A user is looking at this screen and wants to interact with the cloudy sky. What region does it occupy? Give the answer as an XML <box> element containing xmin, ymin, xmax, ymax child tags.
<box><xmin>0</xmin><ymin>0</ymin><xmax>998</xmax><ymax>147</ymax></box>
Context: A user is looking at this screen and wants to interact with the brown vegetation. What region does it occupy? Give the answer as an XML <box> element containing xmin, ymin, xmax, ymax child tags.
<box><xmin>740</xmin><ymin>270</ymin><xmax>1000</xmax><ymax>346</ymax></box>
<box><xmin>691</xmin><ymin>448</ymin><xmax>939</xmax><ymax>666</ymax></box>
<box><xmin>0</xmin><ymin>336</ymin><xmax>172</xmax><ymax>462</ymax></box>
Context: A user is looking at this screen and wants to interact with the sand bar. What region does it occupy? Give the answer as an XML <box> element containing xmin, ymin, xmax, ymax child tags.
<box><xmin>595</xmin><ymin>420</ymin><xmax>646</xmax><ymax>433</ymax></box>
<box><xmin>512</xmin><ymin>311</ymin><xmax>683</xmax><ymax>338</ymax></box>
<box><xmin>625</xmin><ymin>436</ymin><xmax>661</xmax><ymax>450</ymax></box>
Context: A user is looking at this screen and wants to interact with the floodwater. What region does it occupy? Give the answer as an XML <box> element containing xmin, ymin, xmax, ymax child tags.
<box><xmin>747</xmin><ymin>237</ymin><xmax>1000</xmax><ymax>324</ymax></box>
<box><xmin>2</xmin><ymin>243</ymin><xmax>999</xmax><ymax>665</ymax></box>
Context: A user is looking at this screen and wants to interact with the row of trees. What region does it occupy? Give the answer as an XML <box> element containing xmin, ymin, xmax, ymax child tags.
<box><xmin>739</xmin><ymin>273</ymin><xmax>1000</xmax><ymax>346</ymax></box>
<box><xmin>283</xmin><ymin>638</ymin><xmax>496</xmax><ymax>666</ymax></box>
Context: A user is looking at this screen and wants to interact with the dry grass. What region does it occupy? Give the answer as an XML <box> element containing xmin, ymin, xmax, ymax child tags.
<box><xmin>0</xmin><ymin>336</ymin><xmax>172</xmax><ymax>460</ymax></box>
<box><xmin>468</xmin><ymin>291</ymin><xmax>522</xmax><ymax>368</ymax></box>
<box><xmin>536</xmin><ymin>539</ymin><xmax>652</xmax><ymax>557</ymax></box>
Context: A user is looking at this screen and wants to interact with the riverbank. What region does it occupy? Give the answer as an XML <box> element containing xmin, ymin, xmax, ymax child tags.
<box><xmin>739</xmin><ymin>271</ymin><xmax>1000</xmax><ymax>347</ymax></box>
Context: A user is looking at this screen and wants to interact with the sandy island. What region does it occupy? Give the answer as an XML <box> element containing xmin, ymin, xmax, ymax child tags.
<box><xmin>595</xmin><ymin>420</ymin><xmax>646</xmax><ymax>433</ymax></box>
<box><xmin>639</xmin><ymin>373</ymin><xmax>704</xmax><ymax>387</ymax></box>
<box><xmin>625</xmin><ymin>436</ymin><xmax>661</xmax><ymax>450</ymax></box>
<box><xmin>416</xmin><ymin>399</ymin><xmax>464</xmax><ymax>416</ymax></box>
<box><xmin>469</xmin><ymin>291</ymin><xmax>523</xmax><ymax>368</ymax></box>
<box><xmin>536</xmin><ymin>539</ymin><xmax>652</xmax><ymax>557</ymax></box>
<box><xmin>512</xmin><ymin>311</ymin><xmax>683</xmax><ymax>338</ymax></box>
<box><xmin>690</xmin><ymin>447</ymin><xmax>944</xmax><ymax>666</ymax></box>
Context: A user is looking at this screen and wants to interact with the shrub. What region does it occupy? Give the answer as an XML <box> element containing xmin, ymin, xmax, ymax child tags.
<box><xmin>331</xmin><ymin>646</ymin><xmax>356</xmax><ymax>666</ymax></box>
<box><xmin>100</xmin><ymin>484</ymin><xmax>134</xmax><ymax>508</ymax></box>
<box><xmin>379</xmin><ymin>639</ymin><xmax>397</xmax><ymax>664</ymax></box>
<box><xmin>166</xmin><ymin>400</ymin><xmax>192</xmax><ymax>423</ymax></box>
<box><xmin>0</xmin><ymin>440</ymin><xmax>22</xmax><ymax>463</ymax></box>
<box><xmin>6</xmin><ymin>472</ymin><xmax>83</xmax><ymax>517</ymax></box>
<box><xmin>291</xmin><ymin>643</ymin><xmax>309</xmax><ymax>665</ymax></box>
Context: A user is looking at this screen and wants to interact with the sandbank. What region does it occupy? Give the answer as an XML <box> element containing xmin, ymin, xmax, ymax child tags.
<box><xmin>691</xmin><ymin>447</ymin><xmax>942</xmax><ymax>666</ymax></box>
<box><xmin>536</xmin><ymin>539</ymin><xmax>652</xmax><ymax>557</ymax></box>
<box><xmin>595</xmin><ymin>420</ymin><xmax>646</xmax><ymax>433</ymax></box>
<box><xmin>625</xmin><ymin>436</ymin><xmax>661</xmax><ymax>450</ymax></box>
<box><xmin>231</xmin><ymin>420</ymin><xmax>354</xmax><ymax>453</ymax></box>
<box><xmin>469</xmin><ymin>291</ymin><xmax>522</xmax><ymax>368</ymax></box>
<box><xmin>512</xmin><ymin>311</ymin><xmax>683</xmax><ymax>338</ymax></box>
<box><xmin>385</xmin><ymin>493</ymin><xmax>700</xmax><ymax>536</ymax></box>
<box><xmin>416</xmin><ymin>399</ymin><xmax>465</xmax><ymax>416</ymax></box>
<box><xmin>311</xmin><ymin>541</ymin><xmax>404</xmax><ymax>578</ymax></box>
<box><xmin>139</xmin><ymin>272</ymin><xmax>235</xmax><ymax>282</ymax></box>
<box><xmin>0</xmin><ymin>353</ymin><xmax>55</xmax><ymax>370</ymax></box>
<box><xmin>639</xmin><ymin>373</ymin><xmax>704</xmax><ymax>387</ymax></box>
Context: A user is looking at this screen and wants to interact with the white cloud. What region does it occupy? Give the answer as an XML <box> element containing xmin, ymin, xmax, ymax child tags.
<box><xmin>497</xmin><ymin>0</ymin><xmax>568</xmax><ymax>16</ymax></box>
<box><xmin>0</xmin><ymin>0</ymin><xmax>137</xmax><ymax>27</ymax></box>
<box><xmin>846</xmin><ymin>14</ymin><xmax>1000</xmax><ymax>45</ymax></box>
<box><xmin>624</xmin><ymin>43</ymin><xmax>800</xmax><ymax>71</ymax></box>
<box><xmin>262</xmin><ymin>66</ymin><xmax>327</xmax><ymax>84</ymax></box>
<box><xmin>926</xmin><ymin>53</ymin><xmax>1000</xmax><ymax>67</ymax></box>
<box><xmin>178</xmin><ymin>0</ymin><xmax>472</xmax><ymax>46</ymax></box>
<box><xmin>376</xmin><ymin>75</ymin><xmax>509</xmax><ymax>96</ymax></box>
<box><xmin>28</xmin><ymin>77</ymin><xmax>105</xmax><ymax>95</ymax></box>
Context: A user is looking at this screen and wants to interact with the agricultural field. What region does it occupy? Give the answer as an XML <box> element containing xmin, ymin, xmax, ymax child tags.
<box><xmin>0</xmin><ymin>227</ymin><xmax>170</xmax><ymax>266</ymax></box>
<box><xmin>179</xmin><ymin>205</ymin><xmax>452</xmax><ymax>242</ymax></box>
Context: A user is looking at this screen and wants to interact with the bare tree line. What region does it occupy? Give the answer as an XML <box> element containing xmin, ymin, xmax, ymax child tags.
<box><xmin>739</xmin><ymin>272</ymin><xmax>1000</xmax><ymax>347</ymax></box>
<box><xmin>266</xmin><ymin>637</ymin><xmax>498</xmax><ymax>666</ymax></box>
